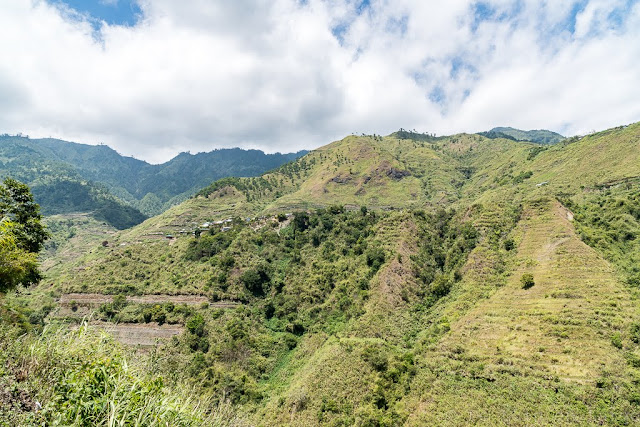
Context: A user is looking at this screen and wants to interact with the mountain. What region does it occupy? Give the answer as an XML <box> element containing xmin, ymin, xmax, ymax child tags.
<box><xmin>0</xmin><ymin>135</ymin><xmax>307</xmax><ymax>224</ymax></box>
<box><xmin>479</xmin><ymin>126</ymin><xmax>565</xmax><ymax>144</ymax></box>
<box><xmin>0</xmin><ymin>136</ymin><xmax>147</xmax><ymax>229</ymax></box>
<box><xmin>11</xmin><ymin>122</ymin><xmax>638</xmax><ymax>425</ymax></box>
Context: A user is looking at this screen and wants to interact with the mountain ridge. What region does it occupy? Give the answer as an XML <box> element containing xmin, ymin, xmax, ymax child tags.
<box><xmin>0</xmin><ymin>134</ymin><xmax>307</xmax><ymax>222</ymax></box>
<box><xmin>478</xmin><ymin>126</ymin><xmax>566</xmax><ymax>144</ymax></box>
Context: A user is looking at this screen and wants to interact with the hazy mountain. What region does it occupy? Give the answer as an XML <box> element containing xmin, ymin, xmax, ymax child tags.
<box><xmin>0</xmin><ymin>134</ymin><xmax>307</xmax><ymax>224</ymax></box>
<box><xmin>478</xmin><ymin>126</ymin><xmax>566</xmax><ymax>144</ymax></box>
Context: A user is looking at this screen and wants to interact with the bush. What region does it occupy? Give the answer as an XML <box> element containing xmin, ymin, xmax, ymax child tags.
<box><xmin>630</xmin><ymin>322</ymin><xmax>640</xmax><ymax>344</ymax></box>
<box><xmin>240</xmin><ymin>266</ymin><xmax>271</xmax><ymax>297</ymax></box>
<box><xmin>185</xmin><ymin>232</ymin><xmax>232</xmax><ymax>261</ymax></box>
<box><xmin>0</xmin><ymin>323</ymin><xmax>235</xmax><ymax>426</ymax></box>
<box><xmin>365</xmin><ymin>247</ymin><xmax>386</xmax><ymax>272</ymax></box>
<box><xmin>504</xmin><ymin>238</ymin><xmax>515</xmax><ymax>251</ymax></box>
<box><xmin>521</xmin><ymin>273</ymin><xmax>535</xmax><ymax>289</ymax></box>
<box><xmin>612</xmin><ymin>333</ymin><xmax>623</xmax><ymax>349</ymax></box>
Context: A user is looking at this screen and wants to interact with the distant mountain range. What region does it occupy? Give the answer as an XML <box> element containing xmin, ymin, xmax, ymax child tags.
<box><xmin>478</xmin><ymin>127</ymin><xmax>565</xmax><ymax>144</ymax></box>
<box><xmin>0</xmin><ymin>126</ymin><xmax>563</xmax><ymax>229</ymax></box>
<box><xmin>0</xmin><ymin>134</ymin><xmax>306</xmax><ymax>227</ymax></box>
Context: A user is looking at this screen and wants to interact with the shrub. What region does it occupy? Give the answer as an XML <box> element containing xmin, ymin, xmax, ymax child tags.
<box><xmin>0</xmin><ymin>323</ymin><xmax>236</xmax><ymax>426</ymax></box>
<box><xmin>365</xmin><ymin>247</ymin><xmax>386</xmax><ymax>272</ymax></box>
<box><xmin>612</xmin><ymin>333</ymin><xmax>623</xmax><ymax>349</ymax></box>
<box><xmin>504</xmin><ymin>238</ymin><xmax>515</xmax><ymax>251</ymax></box>
<box><xmin>186</xmin><ymin>313</ymin><xmax>206</xmax><ymax>337</ymax></box>
<box><xmin>241</xmin><ymin>266</ymin><xmax>271</xmax><ymax>297</ymax></box>
<box><xmin>631</xmin><ymin>322</ymin><xmax>640</xmax><ymax>344</ymax></box>
<box><xmin>521</xmin><ymin>273</ymin><xmax>535</xmax><ymax>289</ymax></box>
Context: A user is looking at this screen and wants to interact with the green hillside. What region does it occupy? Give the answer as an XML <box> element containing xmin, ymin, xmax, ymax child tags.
<box><xmin>3</xmin><ymin>122</ymin><xmax>640</xmax><ymax>425</ymax></box>
<box><xmin>479</xmin><ymin>126</ymin><xmax>565</xmax><ymax>144</ymax></box>
<box><xmin>0</xmin><ymin>135</ymin><xmax>306</xmax><ymax>219</ymax></box>
<box><xmin>0</xmin><ymin>136</ymin><xmax>147</xmax><ymax>229</ymax></box>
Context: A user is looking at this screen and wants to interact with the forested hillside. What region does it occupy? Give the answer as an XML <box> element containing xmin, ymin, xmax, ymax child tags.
<box><xmin>0</xmin><ymin>135</ymin><xmax>306</xmax><ymax>220</ymax></box>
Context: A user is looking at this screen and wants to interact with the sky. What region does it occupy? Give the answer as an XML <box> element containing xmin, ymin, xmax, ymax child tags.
<box><xmin>0</xmin><ymin>0</ymin><xmax>638</xmax><ymax>163</ymax></box>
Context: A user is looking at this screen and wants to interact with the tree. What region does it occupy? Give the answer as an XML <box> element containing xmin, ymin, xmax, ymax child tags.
<box><xmin>520</xmin><ymin>273</ymin><xmax>535</xmax><ymax>289</ymax></box>
<box><xmin>292</xmin><ymin>212</ymin><xmax>310</xmax><ymax>233</ymax></box>
<box><xmin>0</xmin><ymin>178</ymin><xmax>48</xmax><ymax>291</ymax></box>
<box><xmin>0</xmin><ymin>178</ymin><xmax>48</xmax><ymax>253</ymax></box>
<box><xmin>241</xmin><ymin>265</ymin><xmax>271</xmax><ymax>296</ymax></box>
<box><xmin>0</xmin><ymin>220</ymin><xmax>38</xmax><ymax>291</ymax></box>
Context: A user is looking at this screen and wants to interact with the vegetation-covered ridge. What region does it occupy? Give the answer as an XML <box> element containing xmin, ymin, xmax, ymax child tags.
<box><xmin>129</xmin><ymin>121</ymin><xmax>639</xmax><ymax>239</ymax></box>
<box><xmin>0</xmin><ymin>134</ymin><xmax>307</xmax><ymax>221</ymax></box>
<box><xmin>479</xmin><ymin>126</ymin><xmax>566</xmax><ymax>144</ymax></box>
<box><xmin>5</xmin><ymin>121</ymin><xmax>640</xmax><ymax>425</ymax></box>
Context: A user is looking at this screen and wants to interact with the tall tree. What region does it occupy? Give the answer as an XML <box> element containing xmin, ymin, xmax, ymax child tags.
<box><xmin>0</xmin><ymin>178</ymin><xmax>48</xmax><ymax>290</ymax></box>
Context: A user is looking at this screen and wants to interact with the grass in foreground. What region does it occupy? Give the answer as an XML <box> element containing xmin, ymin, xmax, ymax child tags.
<box><xmin>0</xmin><ymin>314</ymin><xmax>245</xmax><ymax>426</ymax></box>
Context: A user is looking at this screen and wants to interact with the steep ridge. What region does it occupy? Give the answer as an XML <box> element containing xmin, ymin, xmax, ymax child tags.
<box><xmin>481</xmin><ymin>127</ymin><xmax>565</xmax><ymax>144</ymax></box>
<box><xmin>400</xmin><ymin>198</ymin><xmax>637</xmax><ymax>426</ymax></box>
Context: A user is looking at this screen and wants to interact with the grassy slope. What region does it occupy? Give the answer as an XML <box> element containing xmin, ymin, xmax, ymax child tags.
<box><xmin>22</xmin><ymin>121</ymin><xmax>640</xmax><ymax>425</ymax></box>
<box><xmin>401</xmin><ymin>199</ymin><xmax>637</xmax><ymax>425</ymax></box>
<box><xmin>111</xmin><ymin>132</ymin><xmax>526</xmax><ymax>237</ymax></box>
<box><xmin>40</xmin><ymin>214</ymin><xmax>118</xmax><ymax>278</ymax></box>
<box><xmin>0</xmin><ymin>310</ymin><xmax>244</xmax><ymax>426</ymax></box>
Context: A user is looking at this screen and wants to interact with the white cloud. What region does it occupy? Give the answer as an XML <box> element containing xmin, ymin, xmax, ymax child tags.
<box><xmin>0</xmin><ymin>0</ymin><xmax>638</xmax><ymax>163</ymax></box>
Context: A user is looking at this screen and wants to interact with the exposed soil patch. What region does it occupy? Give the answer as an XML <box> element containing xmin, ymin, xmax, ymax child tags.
<box><xmin>386</xmin><ymin>167</ymin><xmax>411</xmax><ymax>180</ymax></box>
<box><xmin>330</xmin><ymin>174</ymin><xmax>353</xmax><ymax>184</ymax></box>
<box><xmin>0</xmin><ymin>387</ymin><xmax>36</xmax><ymax>414</ymax></box>
<box><xmin>85</xmin><ymin>321</ymin><xmax>183</xmax><ymax>347</ymax></box>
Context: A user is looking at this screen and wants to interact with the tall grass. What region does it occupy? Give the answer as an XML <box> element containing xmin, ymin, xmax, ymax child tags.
<box><xmin>0</xmin><ymin>319</ymin><xmax>246</xmax><ymax>426</ymax></box>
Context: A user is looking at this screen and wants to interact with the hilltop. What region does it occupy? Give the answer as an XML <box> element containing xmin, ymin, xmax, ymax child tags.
<box><xmin>118</xmin><ymin>122</ymin><xmax>636</xmax><ymax>239</ymax></box>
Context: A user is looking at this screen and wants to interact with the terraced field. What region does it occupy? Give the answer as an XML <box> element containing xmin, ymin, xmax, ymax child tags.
<box><xmin>50</xmin><ymin>293</ymin><xmax>240</xmax><ymax>346</ymax></box>
<box><xmin>442</xmin><ymin>199</ymin><xmax>631</xmax><ymax>382</ymax></box>
<box><xmin>401</xmin><ymin>198</ymin><xmax>637</xmax><ymax>426</ymax></box>
<box><xmin>86</xmin><ymin>321</ymin><xmax>184</xmax><ymax>347</ymax></box>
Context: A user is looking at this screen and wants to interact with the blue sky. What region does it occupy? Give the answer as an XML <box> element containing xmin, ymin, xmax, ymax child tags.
<box><xmin>0</xmin><ymin>0</ymin><xmax>638</xmax><ymax>162</ymax></box>
<box><xmin>52</xmin><ymin>0</ymin><xmax>141</xmax><ymax>27</ymax></box>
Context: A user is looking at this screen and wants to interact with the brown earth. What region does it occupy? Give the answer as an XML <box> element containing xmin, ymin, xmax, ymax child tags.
<box><xmin>84</xmin><ymin>321</ymin><xmax>184</xmax><ymax>347</ymax></box>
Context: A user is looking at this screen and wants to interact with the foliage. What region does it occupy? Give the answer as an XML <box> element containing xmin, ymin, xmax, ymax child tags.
<box><xmin>185</xmin><ymin>230</ymin><xmax>234</xmax><ymax>261</ymax></box>
<box><xmin>390</xmin><ymin>129</ymin><xmax>438</xmax><ymax>142</ymax></box>
<box><xmin>240</xmin><ymin>265</ymin><xmax>271</xmax><ymax>297</ymax></box>
<box><xmin>0</xmin><ymin>178</ymin><xmax>48</xmax><ymax>253</ymax></box>
<box><xmin>31</xmin><ymin>178</ymin><xmax>148</xmax><ymax>229</ymax></box>
<box><xmin>10</xmin><ymin>121</ymin><xmax>640</xmax><ymax>425</ymax></box>
<box><xmin>365</xmin><ymin>247</ymin><xmax>386</xmax><ymax>272</ymax></box>
<box><xmin>520</xmin><ymin>273</ymin><xmax>535</xmax><ymax>289</ymax></box>
<box><xmin>411</xmin><ymin>209</ymin><xmax>478</xmax><ymax>306</ymax></box>
<box><xmin>481</xmin><ymin>127</ymin><xmax>565</xmax><ymax>144</ymax></box>
<box><xmin>0</xmin><ymin>320</ymin><xmax>243</xmax><ymax>426</ymax></box>
<box><xmin>0</xmin><ymin>135</ymin><xmax>305</xmax><ymax>220</ymax></box>
<box><xmin>0</xmin><ymin>220</ymin><xmax>39</xmax><ymax>291</ymax></box>
<box><xmin>572</xmin><ymin>187</ymin><xmax>640</xmax><ymax>286</ymax></box>
<box><xmin>0</xmin><ymin>178</ymin><xmax>48</xmax><ymax>291</ymax></box>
